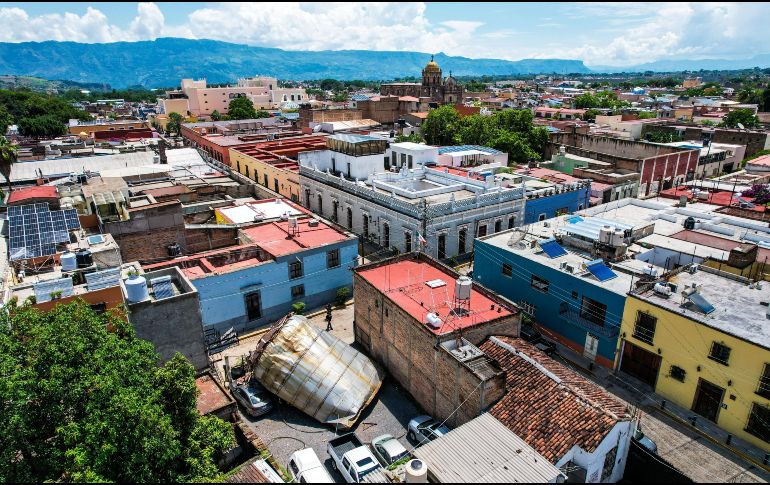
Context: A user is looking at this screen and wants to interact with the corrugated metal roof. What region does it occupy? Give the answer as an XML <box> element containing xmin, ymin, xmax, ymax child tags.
<box><xmin>85</xmin><ymin>267</ymin><xmax>121</xmax><ymax>291</ymax></box>
<box><xmin>34</xmin><ymin>277</ymin><xmax>74</xmax><ymax>303</ymax></box>
<box><xmin>413</xmin><ymin>413</ymin><xmax>564</xmax><ymax>483</ymax></box>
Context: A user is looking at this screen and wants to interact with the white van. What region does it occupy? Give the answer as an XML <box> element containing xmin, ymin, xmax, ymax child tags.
<box><xmin>288</xmin><ymin>448</ymin><xmax>335</xmax><ymax>483</ymax></box>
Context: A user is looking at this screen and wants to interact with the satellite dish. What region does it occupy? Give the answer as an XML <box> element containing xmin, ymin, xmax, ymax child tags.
<box><xmin>737</xmin><ymin>123</ymin><xmax>745</xmax><ymax>130</ymax></box>
<box><xmin>507</xmin><ymin>226</ymin><xmax>529</xmax><ymax>247</ymax></box>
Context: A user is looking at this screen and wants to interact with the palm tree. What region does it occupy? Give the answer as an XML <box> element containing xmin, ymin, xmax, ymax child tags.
<box><xmin>0</xmin><ymin>136</ymin><xmax>17</xmax><ymax>197</ymax></box>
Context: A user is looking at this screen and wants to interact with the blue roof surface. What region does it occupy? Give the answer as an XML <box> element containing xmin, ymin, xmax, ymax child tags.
<box><xmin>438</xmin><ymin>145</ymin><xmax>503</xmax><ymax>155</ymax></box>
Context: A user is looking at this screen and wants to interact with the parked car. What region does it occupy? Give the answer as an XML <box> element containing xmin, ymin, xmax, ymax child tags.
<box><xmin>407</xmin><ymin>415</ymin><xmax>451</xmax><ymax>445</ymax></box>
<box><xmin>633</xmin><ymin>426</ymin><xmax>658</xmax><ymax>454</ymax></box>
<box><xmin>232</xmin><ymin>381</ymin><xmax>273</xmax><ymax>418</ymax></box>
<box><xmin>327</xmin><ymin>433</ymin><xmax>388</xmax><ymax>483</ymax></box>
<box><xmin>287</xmin><ymin>448</ymin><xmax>334</xmax><ymax>483</ymax></box>
<box><xmin>520</xmin><ymin>324</ymin><xmax>557</xmax><ymax>356</ymax></box>
<box><xmin>371</xmin><ymin>434</ymin><xmax>410</xmax><ymax>468</ymax></box>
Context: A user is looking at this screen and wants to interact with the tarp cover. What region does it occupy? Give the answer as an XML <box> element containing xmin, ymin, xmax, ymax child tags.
<box><xmin>251</xmin><ymin>315</ymin><xmax>384</xmax><ymax>429</ymax></box>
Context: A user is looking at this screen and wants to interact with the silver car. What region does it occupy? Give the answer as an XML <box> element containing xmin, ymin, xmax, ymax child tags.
<box><xmin>233</xmin><ymin>382</ymin><xmax>273</xmax><ymax>418</ymax></box>
<box><xmin>371</xmin><ymin>434</ymin><xmax>410</xmax><ymax>468</ymax></box>
<box><xmin>407</xmin><ymin>415</ymin><xmax>451</xmax><ymax>446</ymax></box>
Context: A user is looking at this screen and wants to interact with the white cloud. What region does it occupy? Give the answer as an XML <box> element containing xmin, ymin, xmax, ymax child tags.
<box><xmin>0</xmin><ymin>2</ymin><xmax>768</xmax><ymax>67</ymax></box>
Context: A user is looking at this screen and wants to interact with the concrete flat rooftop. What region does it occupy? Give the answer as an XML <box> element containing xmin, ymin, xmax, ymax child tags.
<box><xmin>634</xmin><ymin>267</ymin><xmax>770</xmax><ymax>349</ymax></box>
<box><xmin>240</xmin><ymin>218</ymin><xmax>352</xmax><ymax>258</ymax></box>
<box><xmin>479</xmin><ymin>231</ymin><xmax>636</xmax><ymax>295</ymax></box>
<box><xmin>356</xmin><ymin>258</ymin><xmax>515</xmax><ymax>335</ymax></box>
<box><xmin>216</xmin><ymin>198</ymin><xmax>305</xmax><ymax>224</ymax></box>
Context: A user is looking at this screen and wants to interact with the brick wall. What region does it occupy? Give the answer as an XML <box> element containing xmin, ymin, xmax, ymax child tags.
<box><xmin>353</xmin><ymin>269</ymin><xmax>517</xmax><ymax>427</ymax></box>
<box><xmin>112</xmin><ymin>226</ymin><xmax>187</xmax><ymax>263</ymax></box>
<box><xmin>185</xmin><ymin>226</ymin><xmax>239</xmax><ymax>254</ymax></box>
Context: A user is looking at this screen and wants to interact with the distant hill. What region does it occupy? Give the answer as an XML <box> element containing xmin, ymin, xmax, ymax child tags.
<box><xmin>0</xmin><ymin>75</ymin><xmax>110</xmax><ymax>93</ymax></box>
<box><xmin>589</xmin><ymin>54</ymin><xmax>770</xmax><ymax>73</ymax></box>
<box><xmin>0</xmin><ymin>37</ymin><xmax>590</xmax><ymax>88</ymax></box>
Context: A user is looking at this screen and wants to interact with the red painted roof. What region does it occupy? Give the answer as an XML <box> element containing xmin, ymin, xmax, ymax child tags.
<box><xmin>670</xmin><ymin>230</ymin><xmax>755</xmax><ymax>253</ymax></box>
<box><xmin>7</xmin><ymin>186</ymin><xmax>57</xmax><ymax>204</ymax></box>
<box><xmin>481</xmin><ymin>337</ymin><xmax>630</xmax><ymax>463</ymax></box>
<box><xmin>240</xmin><ymin>219</ymin><xmax>351</xmax><ymax>258</ymax></box>
<box><xmin>516</xmin><ymin>167</ymin><xmax>581</xmax><ymax>184</ymax></box>
<box><xmin>659</xmin><ymin>186</ymin><xmax>765</xmax><ymax>212</ymax></box>
<box><xmin>355</xmin><ymin>258</ymin><xmax>515</xmax><ymax>335</ymax></box>
<box><xmin>748</xmin><ymin>154</ymin><xmax>770</xmax><ymax>167</ymax></box>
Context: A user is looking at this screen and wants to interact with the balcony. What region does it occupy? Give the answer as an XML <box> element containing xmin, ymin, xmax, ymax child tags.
<box><xmin>558</xmin><ymin>303</ymin><xmax>619</xmax><ymax>338</ymax></box>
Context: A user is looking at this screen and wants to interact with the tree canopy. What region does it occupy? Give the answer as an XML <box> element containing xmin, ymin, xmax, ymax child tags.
<box><xmin>0</xmin><ymin>300</ymin><xmax>235</xmax><ymax>483</ymax></box>
<box><xmin>227</xmin><ymin>97</ymin><xmax>257</xmax><ymax>120</ymax></box>
<box><xmin>166</xmin><ymin>112</ymin><xmax>184</xmax><ymax>136</ymax></box>
<box><xmin>573</xmin><ymin>91</ymin><xmax>628</xmax><ymax>110</ymax></box>
<box><xmin>422</xmin><ymin>107</ymin><xmax>548</xmax><ymax>164</ymax></box>
<box><xmin>0</xmin><ymin>89</ymin><xmax>91</xmax><ymax>138</ymax></box>
<box><xmin>720</xmin><ymin>108</ymin><xmax>760</xmax><ymax>129</ymax></box>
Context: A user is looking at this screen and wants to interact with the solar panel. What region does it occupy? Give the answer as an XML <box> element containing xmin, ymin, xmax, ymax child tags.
<box><xmin>7</xmin><ymin>203</ymin><xmax>80</xmax><ymax>261</ymax></box>
<box><xmin>85</xmin><ymin>267</ymin><xmax>121</xmax><ymax>291</ymax></box>
<box><xmin>34</xmin><ymin>277</ymin><xmax>74</xmax><ymax>303</ymax></box>
<box><xmin>538</xmin><ymin>238</ymin><xmax>568</xmax><ymax>258</ymax></box>
<box><xmin>688</xmin><ymin>293</ymin><xmax>715</xmax><ymax>314</ymax></box>
<box><xmin>586</xmin><ymin>259</ymin><xmax>618</xmax><ymax>282</ymax></box>
<box><xmin>150</xmin><ymin>276</ymin><xmax>175</xmax><ymax>300</ymax></box>
<box><xmin>566</xmin><ymin>215</ymin><xmax>584</xmax><ymax>224</ymax></box>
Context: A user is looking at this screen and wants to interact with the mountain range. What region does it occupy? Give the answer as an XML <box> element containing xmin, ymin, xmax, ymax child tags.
<box><xmin>590</xmin><ymin>54</ymin><xmax>770</xmax><ymax>73</ymax></box>
<box><xmin>0</xmin><ymin>38</ymin><xmax>589</xmax><ymax>88</ymax></box>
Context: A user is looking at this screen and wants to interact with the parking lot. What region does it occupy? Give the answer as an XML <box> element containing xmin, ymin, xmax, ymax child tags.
<box><xmin>213</xmin><ymin>303</ymin><xmax>427</xmax><ymax>481</ymax></box>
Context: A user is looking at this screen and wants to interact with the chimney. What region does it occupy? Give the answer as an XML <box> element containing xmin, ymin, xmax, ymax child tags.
<box><xmin>158</xmin><ymin>139</ymin><xmax>168</xmax><ymax>164</ymax></box>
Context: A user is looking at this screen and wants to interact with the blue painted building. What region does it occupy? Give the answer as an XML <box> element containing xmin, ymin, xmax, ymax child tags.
<box><xmin>472</xmin><ymin>222</ymin><xmax>635</xmax><ymax>368</ymax></box>
<box><xmin>146</xmin><ymin>217</ymin><xmax>358</xmax><ymax>334</ymax></box>
<box><xmin>522</xmin><ymin>184</ymin><xmax>591</xmax><ymax>224</ymax></box>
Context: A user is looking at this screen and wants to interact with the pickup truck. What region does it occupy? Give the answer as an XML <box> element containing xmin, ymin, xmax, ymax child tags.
<box><xmin>328</xmin><ymin>433</ymin><xmax>389</xmax><ymax>483</ymax></box>
<box><xmin>287</xmin><ymin>448</ymin><xmax>334</xmax><ymax>483</ymax></box>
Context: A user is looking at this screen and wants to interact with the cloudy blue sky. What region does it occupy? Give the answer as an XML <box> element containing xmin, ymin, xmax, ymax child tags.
<box><xmin>0</xmin><ymin>2</ymin><xmax>768</xmax><ymax>67</ymax></box>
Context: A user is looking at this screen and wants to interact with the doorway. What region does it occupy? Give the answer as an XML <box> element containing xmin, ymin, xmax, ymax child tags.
<box><xmin>584</xmin><ymin>333</ymin><xmax>599</xmax><ymax>361</ymax></box>
<box><xmin>619</xmin><ymin>341</ymin><xmax>662</xmax><ymax>388</ymax></box>
<box><xmin>692</xmin><ymin>378</ymin><xmax>725</xmax><ymax>423</ymax></box>
<box><xmin>244</xmin><ymin>291</ymin><xmax>262</xmax><ymax>321</ymax></box>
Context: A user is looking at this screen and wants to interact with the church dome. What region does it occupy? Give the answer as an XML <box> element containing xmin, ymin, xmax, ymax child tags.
<box><xmin>424</xmin><ymin>56</ymin><xmax>441</xmax><ymax>73</ymax></box>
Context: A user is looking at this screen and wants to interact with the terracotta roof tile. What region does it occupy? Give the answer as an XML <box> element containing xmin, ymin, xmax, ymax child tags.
<box><xmin>480</xmin><ymin>337</ymin><xmax>631</xmax><ymax>463</ymax></box>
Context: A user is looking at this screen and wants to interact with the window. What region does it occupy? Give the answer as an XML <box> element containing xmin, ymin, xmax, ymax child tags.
<box><xmin>332</xmin><ymin>200</ymin><xmax>339</xmax><ymax>222</ymax></box>
<box><xmin>437</xmin><ymin>233</ymin><xmax>446</xmax><ymax>259</ymax></box>
<box><xmin>538</xmin><ymin>213</ymin><xmax>546</xmax><ymax>221</ymax></box>
<box><xmin>477</xmin><ymin>224</ymin><xmax>488</xmax><ymax>237</ymax></box>
<box><xmin>633</xmin><ymin>311</ymin><xmax>657</xmax><ymax>345</ymax></box>
<box><xmin>237</xmin><ymin>161</ymin><xmax>241</xmax><ymax>172</ymax></box>
<box><xmin>347</xmin><ymin>207</ymin><xmax>353</xmax><ymax>228</ymax></box>
<box><xmin>347</xmin><ymin>162</ymin><xmax>351</xmax><ymax>178</ymax></box>
<box><xmin>274</xmin><ymin>178</ymin><xmax>279</xmax><ymax>192</ymax></box>
<box><xmin>384</xmin><ymin>156</ymin><xmax>390</xmax><ymax>170</ymax></box>
<box><xmin>317</xmin><ymin>194</ymin><xmax>323</xmax><ymax>214</ymax></box>
<box><xmin>571</xmin><ymin>291</ymin><xmax>578</xmax><ymax>299</ymax></box>
<box><xmin>502</xmin><ymin>263</ymin><xmax>513</xmax><ymax>277</ymax></box>
<box><xmin>670</xmin><ymin>365</ymin><xmax>686</xmax><ymax>382</ymax></box>
<box><xmin>709</xmin><ymin>342</ymin><xmax>731</xmax><ymax>366</ymax></box>
<box><xmin>304</xmin><ymin>189</ymin><xmax>311</xmax><ymax>208</ymax></box>
<box><xmin>458</xmin><ymin>229</ymin><xmax>467</xmax><ymax>255</ymax></box>
<box><xmin>405</xmin><ymin>232</ymin><xmax>412</xmax><ymax>252</ymax></box>
<box><xmin>519</xmin><ymin>300</ymin><xmax>536</xmax><ymax>316</ymax></box>
<box><xmin>408</xmin><ymin>155</ymin><xmax>413</xmax><ymax>169</ymax></box>
<box><xmin>556</xmin><ymin>207</ymin><xmax>569</xmax><ymax>217</ymax></box>
<box><xmin>263</xmin><ymin>173</ymin><xmax>268</xmax><ymax>187</ymax></box>
<box><xmin>382</xmin><ymin>223</ymin><xmax>390</xmax><ymax>248</ymax></box>
<box><xmin>289</xmin><ymin>260</ymin><xmax>303</xmax><ymax>279</ymax></box>
<box><xmin>245</xmin><ymin>291</ymin><xmax>262</xmax><ymax>320</ymax></box>
<box><xmin>508</xmin><ymin>217</ymin><xmax>515</xmax><ymax>229</ymax></box>
<box><xmin>531</xmin><ymin>275</ymin><xmax>549</xmax><ymax>293</ymax></box>
<box><xmin>327</xmin><ymin>249</ymin><xmax>340</xmax><ymax>268</ymax></box>
<box><xmin>289</xmin><ymin>460</ymin><xmax>299</xmax><ymax>477</ymax></box>
<box><xmin>363</xmin><ymin>215</ymin><xmax>369</xmax><ymax>239</ymax></box>
<box><xmin>747</xmin><ymin>403</ymin><xmax>770</xmax><ymax>443</ymax></box>
<box><xmin>757</xmin><ymin>364</ymin><xmax>770</xmax><ymax>399</ymax></box>
<box><xmin>580</xmin><ymin>296</ymin><xmax>607</xmax><ymax>327</ymax></box>
<box><xmin>291</xmin><ymin>284</ymin><xmax>305</xmax><ymax>299</ymax></box>
<box><xmin>495</xmin><ymin>220</ymin><xmax>502</xmax><ymax>233</ymax></box>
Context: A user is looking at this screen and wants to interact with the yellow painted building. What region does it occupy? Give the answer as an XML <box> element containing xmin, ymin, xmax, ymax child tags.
<box><xmin>616</xmin><ymin>265</ymin><xmax>770</xmax><ymax>450</ymax></box>
<box><xmin>229</xmin><ymin>147</ymin><xmax>301</xmax><ymax>202</ymax></box>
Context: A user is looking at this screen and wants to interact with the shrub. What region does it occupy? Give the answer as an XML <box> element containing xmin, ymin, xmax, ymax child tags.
<box><xmin>336</xmin><ymin>286</ymin><xmax>351</xmax><ymax>305</ymax></box>
<box><xmin>291</xmin><ymin>301</ymin><xmax>306</xmax><ymax>314</ymax></box>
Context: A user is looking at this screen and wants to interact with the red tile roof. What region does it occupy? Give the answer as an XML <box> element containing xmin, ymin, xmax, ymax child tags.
<box><xmin>480</xmin><ymin>337</ymin><xmax>631</xmax><ymax>463</ymax></box>
<box><xmin>7</xmin><ymin>186</ymin><xmax>57</xmax><ymax>204</ymax></box>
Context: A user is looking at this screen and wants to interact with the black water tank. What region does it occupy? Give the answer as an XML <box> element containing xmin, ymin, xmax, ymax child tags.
<box><xmin>167</xmin><ymin>243</ymin><xmax>182</xmax><ymax>257</ymax></box>
<box><xmin>684</xmin><ymin>216</ymin><xmax>696</xmax><ymax>230</ymax></box>
<box><xmin>75</xmin><ymin>249</ymin><xmax>93</xmax><ymax>268</ymax></box>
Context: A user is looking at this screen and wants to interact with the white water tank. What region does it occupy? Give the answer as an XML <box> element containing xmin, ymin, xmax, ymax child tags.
<box><xmin>599</xmin><ymin>226</ymin><xmax>613</xmax><ymax>244</ymax></box>
<box><xmin>643</xmin><ymin>265</ymin><xmax>659</xmax><ymax>278</ymax></box>
<box><xmin>653</xmin><ymin>283</ymin><xmax>672</xmax><ymax>297</ymax></box>
<box><xmin>405</xmin><ymin>459</ymin><xmax>428</xmax><ymax>483</ymax></box>
<box><xmin>124</xmin><ymin>274</ymin><xmax>149</xmax><ymax>303</ymax></box>
<box><xmin>455</xmin><ymin>276</ymin><xmax>473</xmax><ymax>300</ymax></box>
<box><xmin>612</xmin><ymin>230</ymin><xmax>625</xmax><ymax>246</ymax></box>
<box><xmin>426</xmin><ymin>313</ymin><xmax>442</xmax><ymax>329</ymax></box>
<box><xmin>60</xmin><ymin>252</ymin><xmax>78</xmax><ymax>272</ymax></box>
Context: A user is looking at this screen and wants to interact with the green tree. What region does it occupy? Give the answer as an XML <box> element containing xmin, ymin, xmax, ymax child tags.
<box><xmin>17</xmin><ymin>115</ymin><xmax>66</xmax><ymax>138</ymax></box>
<box><xmin>0</xmin><ymin>107</ymin><xmax>12</xmax><ymax>135</ymax></box>
<box><xmin>254</xmin><ymin>109</ymin><xmax>271</xmax><ymax>119</ymax></box>
<box><xmin>637</xmin><ymin>111</ymin><xmax>656</xmax><ymax>119</ymax></box>
<box><xmin>0</xmin><ymin>136</ymin><xmax>17</xmax><ymax>194</ymax></box>
<box><xmin>167</xmin><ymin>112</ymin><xmax>184</xmax><ymax>136</ymax></box>
<box><xmin>395</xmin><ymin>133</ymin><xmax>424</xmax><ymax>143</ymax></box>
<box><xmin>0</xmin><ymin>300</ymin><xmax>235</xmax><ymax>483</ymax></box>
<box><xmin>583</xmin><ymin>108</ymin><xmax>601</xmax><ymax>121</ymax></box>
<box><xmin>422</xmin><ymin>105</ymin><xmax>461</xmax><ymax>145</ymax></box>
<box><xmin>762</xmin><ymin>88</ymin><xmax>770</xmax><ymax>112</ymax></box>
<box><xmin>332</xmin><ymin>92</ymin><xmax>348</xmax><ymax>103</ymax></box>
<box><xmin>319</xmin><ymin>79</ymin><xmax>343</xmax><ymax>92</ymax></box>
<box><xmin>210</xmin><ymin>109</ymin><xmax>222</xmax><ymax>121</ymax></box>
<box><xmin>490</xmin><ymin>131</ymin><xmax>539</xmax><ymax>164</ymax></box>
<box><xmin>720</xmin><ymin>108</ymin><xmax>760</xmax><ymax>128</ymax></box>
<box><xmin>454</xmin><ymin>114</ymin><xmax>494</xmax><ymax>145</ymax></box>
<box><xmin>227</xmin><ymin>97</ymin><xmax>257</xmax><ymax>120</ymax></box>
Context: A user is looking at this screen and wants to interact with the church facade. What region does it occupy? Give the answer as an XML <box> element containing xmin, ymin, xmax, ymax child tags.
<box><xmin>380</xmin><ymin>56</ymin><xmax>464</xmax><ymax>104</ymax></box>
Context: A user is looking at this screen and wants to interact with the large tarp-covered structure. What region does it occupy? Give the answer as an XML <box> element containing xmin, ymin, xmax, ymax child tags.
<box><xmin>249</xmin><ymin>315</ymin><xmax>384</xmax><ymax>429</ymax></box>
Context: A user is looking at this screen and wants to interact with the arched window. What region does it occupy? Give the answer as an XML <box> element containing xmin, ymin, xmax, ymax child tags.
<box><xmin>382</xmin><ymin>223</ymin><xmax>390</xmax><ymax>248</ymax></box>
<box><xmin>317</xmin><ymin>194</ymin><xmax>323</xmax><ymax>215</ymax></box>
<box><xmin>347</xmin><ymin>207</ymin><xmax>353</xmax><ymax>228</ymax></box>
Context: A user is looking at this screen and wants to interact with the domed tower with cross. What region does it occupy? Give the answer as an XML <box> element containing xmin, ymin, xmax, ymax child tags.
<box><xmin>422</xmin><ymin>55</ymin><xmax>443</xmax><ymax>88</ymax></box>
